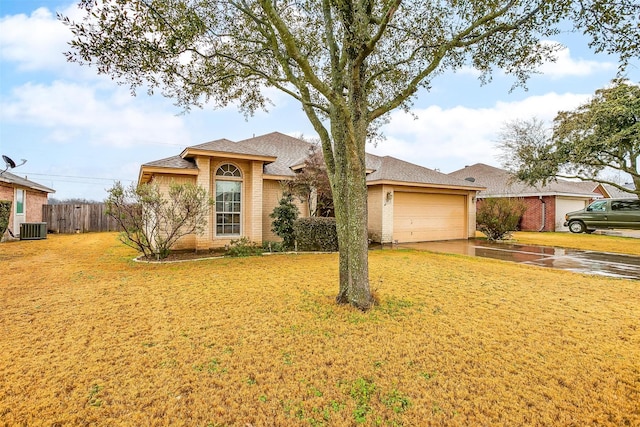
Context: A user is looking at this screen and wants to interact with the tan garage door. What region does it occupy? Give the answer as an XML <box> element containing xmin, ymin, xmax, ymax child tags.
<box><xmin>393</xmin><ymin>193</ymin><xmax>466</xmax><ymax>242</ymax></box>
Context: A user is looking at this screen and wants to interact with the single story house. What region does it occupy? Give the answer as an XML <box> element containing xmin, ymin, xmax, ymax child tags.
<box><xmin>0</xmin><ymin>171</ymin><xmax>55</xmax><ymax>239</ymax></box>
<box><xmin>138</xmin><ymin>132</ymin><xmax>484</xmax><ymax>250</ymax></box>
<box><xmin>448</xmin><ymin>163</ymin><xmax>606</xmax><ymax>232</ymax></box>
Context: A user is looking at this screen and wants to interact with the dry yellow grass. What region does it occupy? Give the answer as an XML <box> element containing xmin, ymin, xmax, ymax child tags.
<box><xmin>1</xmin><ymin>233</ymin><xmax>638</xmax><ymax>426</ymax></box>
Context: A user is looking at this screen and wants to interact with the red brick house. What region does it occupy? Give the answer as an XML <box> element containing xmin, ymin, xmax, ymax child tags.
<box><xmin>449</xmin><ymin>163</ymin><xmax>605</xmax><ymax>232</ymax></box>
<box><xmin>0</xmin><ymin>171</ymin><xmax>55</xmax><ymax>239</ymax></box>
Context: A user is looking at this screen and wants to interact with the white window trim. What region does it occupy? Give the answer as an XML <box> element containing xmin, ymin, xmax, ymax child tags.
<box><xmin>215</xmin><ymin>164</ymin><xmax>243</xmax><ymax>237</ymax></box>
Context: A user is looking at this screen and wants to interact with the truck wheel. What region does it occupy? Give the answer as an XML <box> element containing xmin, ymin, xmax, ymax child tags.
<box><xmin>568</xmin><ymin>221</ymin><xmax>586</xmax><ymax>234</ymax></box>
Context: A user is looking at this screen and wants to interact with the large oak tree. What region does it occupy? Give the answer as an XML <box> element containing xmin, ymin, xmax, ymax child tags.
<box><xmin>63</xmin><ymin>0</ymin><xmax>639</xmax><ymax>309</ymax></box>
<box><xmin>500</xmin><ymin>80</ymin><xmax>640</xmax><ymax>197</ymax></box>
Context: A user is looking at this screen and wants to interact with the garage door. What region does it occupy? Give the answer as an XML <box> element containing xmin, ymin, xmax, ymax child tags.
<box><xmin>393</xmin><ymin>193</ymin><xmax>466</xmax><ymax>242</ymax></box>
<box><xmin>555</xmin><ymin>197</ymin><xmax>589</xmax><ymax>231</ymax></box>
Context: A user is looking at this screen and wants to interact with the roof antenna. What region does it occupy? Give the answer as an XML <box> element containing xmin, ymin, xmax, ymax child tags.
<box><xmin>1</xmin><ymin>155</ymin><xmax>27</xmax><ymax>175</ymax></box>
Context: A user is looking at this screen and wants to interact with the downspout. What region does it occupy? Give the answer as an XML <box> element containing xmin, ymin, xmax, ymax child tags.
<box><xmin>539</xmin><ymin>196</ymin><xmax>546</xmax><ymax>232</ymax></box>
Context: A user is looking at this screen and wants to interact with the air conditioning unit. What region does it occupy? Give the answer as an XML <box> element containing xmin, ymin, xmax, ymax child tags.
<box><xmin>20</xmin><ymin>222</ymin><xmax>47</xmax><ymax>240</ymax></box>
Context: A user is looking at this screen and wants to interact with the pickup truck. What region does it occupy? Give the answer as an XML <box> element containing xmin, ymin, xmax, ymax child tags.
<box><xmin>564</xmin><ymin>198</ymin><xmax>640</xmax><ymax>233</ymax></box>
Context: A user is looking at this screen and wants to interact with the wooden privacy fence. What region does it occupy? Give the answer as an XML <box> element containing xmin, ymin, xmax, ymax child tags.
<box><xmin>43</xmin><ymin>204</ymin><xmax>121</xmax><ymax>233</ymax></box>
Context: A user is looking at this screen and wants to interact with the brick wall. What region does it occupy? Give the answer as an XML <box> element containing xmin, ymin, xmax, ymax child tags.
<box><xmin>26</xmin><ymin>190</ymin><xmax>48</xmax><ymax>223</ymax></box>
<box><xmin>0</xmin><ymin>182</ymin><xmax>12</xmax><ymax>201</ymax></box>
<box><xmin>249</xmin><ymin>161</ymin><xmax>263</xmax><ymax>244</ymax></box>
<box><xmin>261</xmin><ymin>179</ymin><xmax>309</xmax><ymax>243</ymax></box>
<box><xmin>0</xmin><ymin>183</ymin><xmax>49</xmax><ymax>236</ymax></box>
<box><xmin>519</xmin><ymin>196</ymin><xmax>556</xmax><ymax>231</ymax></box>
<box><xmin>367</xmin><ymin>185</ymin><xmax>395</xmax><ymax>243</ymax></box>
<box><xmin>367</xmin><ymin>186</ymin><xmax>383</xmax><ymax>242</ymax></box>
<box><xmin>262</xmin><ymin>180</ymin><xmax>283</xmax><ymax>242</ymax></box>
<box><xmin>477</xmin><ymin>196</ymin><xmax>557</xmax><ymax>232</ymax></box>
<box><xmin>149</xmin><ymin>174</ymin><xmax>199</xmax><ymax>250</ymax></box>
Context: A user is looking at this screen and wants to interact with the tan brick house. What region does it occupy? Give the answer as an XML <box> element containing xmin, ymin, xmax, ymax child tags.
<box><xmin>139</xmin><ymin>132</ymin><xmax>483</xmax><ymax>249</ymax></box>
<box><xmin>449</xmin><ymin>163</ymin><xmax>607</xmax><ymax>232</ymax></box>
<box><xmin>0</xmin><ymin>171</ymin><xmax>55</xmax><ymax>239</ymax></box>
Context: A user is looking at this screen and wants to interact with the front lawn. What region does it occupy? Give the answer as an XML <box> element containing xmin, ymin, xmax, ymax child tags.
<box><xmin>1</xmin><ymin>233</ymin><xmax>638</xmax><ymax>426</ymax></box>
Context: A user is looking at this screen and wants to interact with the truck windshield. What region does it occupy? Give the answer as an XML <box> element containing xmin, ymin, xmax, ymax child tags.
<box><xmin>586</xmin><ymin>200</ymin><xmax>607</xmax><ymax>212</ymax></box>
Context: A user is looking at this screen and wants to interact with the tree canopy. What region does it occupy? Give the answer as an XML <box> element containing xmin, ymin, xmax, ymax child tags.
<box><xmin>500</xmin><ymin>79</ymin><xmax>640</xmax><ymax>197</ymax></box>
<box><xmin>63</xmin><ymin>0</ymin><xmax>640</xmax><ymax>309</ymax></box>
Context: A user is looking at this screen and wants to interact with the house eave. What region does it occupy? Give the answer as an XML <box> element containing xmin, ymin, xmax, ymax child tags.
<box><xmin>263</xmin><ymin>174</ymin><xmax>295</xmax><ymax>181</ymax></box>
<box><xmin>480</xmin><ymin>191</ymin><xmax>602</xmax><ymax>199</ymax></box>
<box><xmin>181</xmin><ymin>148</ymin><xmax>277</xmax><ymax>163</ymax></box>
<box><xmin>138</xmin><ymin>166</ymin><xmax>199</xmax><ymax>184</ymax></box>
<box><xmin>367</xmin><ymin>179</ymin><xmax>485</xmax><ymax>191</ymax></box>
<box><xmin>0</xmin><ymin>174</ymin><xmax>55</xmax><ymax>193</ymax></box>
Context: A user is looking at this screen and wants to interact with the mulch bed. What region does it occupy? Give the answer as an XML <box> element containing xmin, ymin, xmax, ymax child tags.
<box><xmin>137</xmin><ymin>249</ymin><xmax>227</xmax><ymax>262</ymax></box>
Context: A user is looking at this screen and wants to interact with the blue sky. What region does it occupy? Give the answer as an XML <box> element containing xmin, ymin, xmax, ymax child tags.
<box><xmin>1</xmin><ymin>1</ymin><xmax>638</xmax><ymax>200</ymax></box>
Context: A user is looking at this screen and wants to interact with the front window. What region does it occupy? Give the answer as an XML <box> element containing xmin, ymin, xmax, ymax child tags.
<box><xmin>215</xmin><ymin>164</ymin><xmax>242</xmax><ymax>236</ymax></box>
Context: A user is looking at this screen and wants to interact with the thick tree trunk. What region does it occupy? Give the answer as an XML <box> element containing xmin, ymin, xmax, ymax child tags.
<box><xmin>315</xmin><ymin>2</ymin><xmax>374</xmax><ymax>310</ymax></box>
<box><xmin>331</xmin><ymin>121</ymin><xmax>373</xmax><ymax>310</ymax></box>
<box><xmin>333</xmin><ymin>175</ymin><xmax>372</xmax><ymax>309</ymax></box>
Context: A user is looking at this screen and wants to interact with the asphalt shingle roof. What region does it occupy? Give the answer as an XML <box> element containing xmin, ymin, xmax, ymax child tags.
<box><xmin>189</xmin><ymin>138</ymin><xmax>268</xmax><ymax>157</ymax></box>
<box><xmin>238</xmin><ymin>132</ymin><xmax>312</xmax><ymax>176</ymax></box>
<box><xmin>602</xmin><ymin>183</ymin><xmax>637</xmax><ymax>198</ymax></box>
<box><xmin>448</xmin><ymin>163</ymin><xmax>599</xmax><ymax>197</ymax></box>
<box><xmin>0</xmin><ymin>170</ymin><xmax>55</xmax><ymax>193</ymax></box>
<box><xmin>366</xmin><ymin>155</ymin><xmax>482</xmax><ymax>188</ymax></box>
<box><xmin>141</xmin><ymin>132</ymin><xmax>484</xmax><ymax>189</ymax></box>
<box><xmin>142</xmin><ymin>155</ymin><xmax>197</xmax><ymax>169</ymax></box>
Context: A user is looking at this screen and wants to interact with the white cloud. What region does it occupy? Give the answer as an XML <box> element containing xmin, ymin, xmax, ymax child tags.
<box><xmin>0</xmin><ymin>6</ymin><xmax>78</xmax><ymax>73</ymax></box>
<box><xmin>536</xmin><ymin>41</ymin><xmax>616</xmax><ymax>79</ymax></box>
<box><xmin>0</xmin><ymin>80</ymin><xmax>190</xmax><ymax>148</ymax></box>
<box><xmin>372</xmin><ymin>92</ymin><xmax>591</xmax><ymax>172</ymax></box>
<box><xmin>451</xmin><ymin>41</ymin><xmax>616</xmax><ymax>82</ymax></box>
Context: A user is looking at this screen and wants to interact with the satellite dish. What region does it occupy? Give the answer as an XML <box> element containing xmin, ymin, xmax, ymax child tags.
<box><xmin>1</xmin><ymin>155</ymin><xmax>26</xmax><ymax>175</ymax></box>
<box><xmin>2</xmin><ymin>155</ymin><xmax>16</xmax><ymax>169</ymax></box>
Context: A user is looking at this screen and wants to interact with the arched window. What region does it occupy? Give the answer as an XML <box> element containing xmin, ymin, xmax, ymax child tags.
<box><xmin>215</xmin><ymin>164</ymin><xmax>242</xmax><ymax>236</ymax></box>
<box><xmin>216</xmin><ymin>164</ymin><xmax>241</xmax><ymax>177</ymax></box>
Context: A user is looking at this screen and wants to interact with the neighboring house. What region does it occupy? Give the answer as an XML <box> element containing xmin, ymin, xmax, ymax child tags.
<box><xmin>138</xmin><ymin>132</ymin><xmax>484</xmax><ymax>249</ymax></box>
<box><xmin>448</xmin><ymin>163</ymin><xmax>605</xmax><ymax>232</ymax></box>
<box><xmin>0</xmin><ymin>171</ymin><xmax>55</xmax><ymax>238</ymax></box>
<box><xmin>571</xmin><ymin>181</ymin><xmax>637</xmax><ymax>199</ymax></box>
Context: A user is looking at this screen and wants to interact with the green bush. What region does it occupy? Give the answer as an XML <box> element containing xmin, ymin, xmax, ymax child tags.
<box><xmin>269</xmin><ymin>193</ymin><xmax>299</xmax><ymax>249</ymax></box>
<box><xmin>293</xmin><ymin>217</ymin><xmax>338</xmax><ymax>252</ymax></box>
<box><xmin>0</xmin><ymin>200</ymin><xmax>11</xmax><ymax>239</ymax></box>
<box><xmin>225</xmin><ymin>237</ymin><xmax>263</xmax><ymax>257</ymax></box>
<box><xmin>262</xmin><ymin>241</ymin><xmax>286</xmax><ymax>253</ymax></box>
<box><xmin>476</xmin><ymin>197</ymin><xmax>526</xmax><ymax>241</ymax></box>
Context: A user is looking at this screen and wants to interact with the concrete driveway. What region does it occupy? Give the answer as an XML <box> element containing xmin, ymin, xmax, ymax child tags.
<box><xmin>394</xmin><ymin>239</ymin><xmax>640</xmax><ymax>280</ymax></box>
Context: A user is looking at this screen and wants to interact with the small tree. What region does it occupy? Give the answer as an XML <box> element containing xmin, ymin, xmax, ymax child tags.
<box><xmin>0</xmin><ymin>200</ymin><xmax>11</xmax><ymax>240</ymax></box>
<box><xmin>270</xmin><ymin>192</ymin><xmax>299</xmax><ymax>250</ymax></box>
<box><xmin>290</xmin><ymin>144</ymin><xmax>334</xmax><ymax>217</ymax></box>
<box><xmin>476</xmin><ymin>198</ymin><xmax>527</xmax><ymax>241</ymax></box>
<box><xmin>106</xmin><ymin>181</ymin><xmax>213</xmax><ymax>259</ymax></box>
